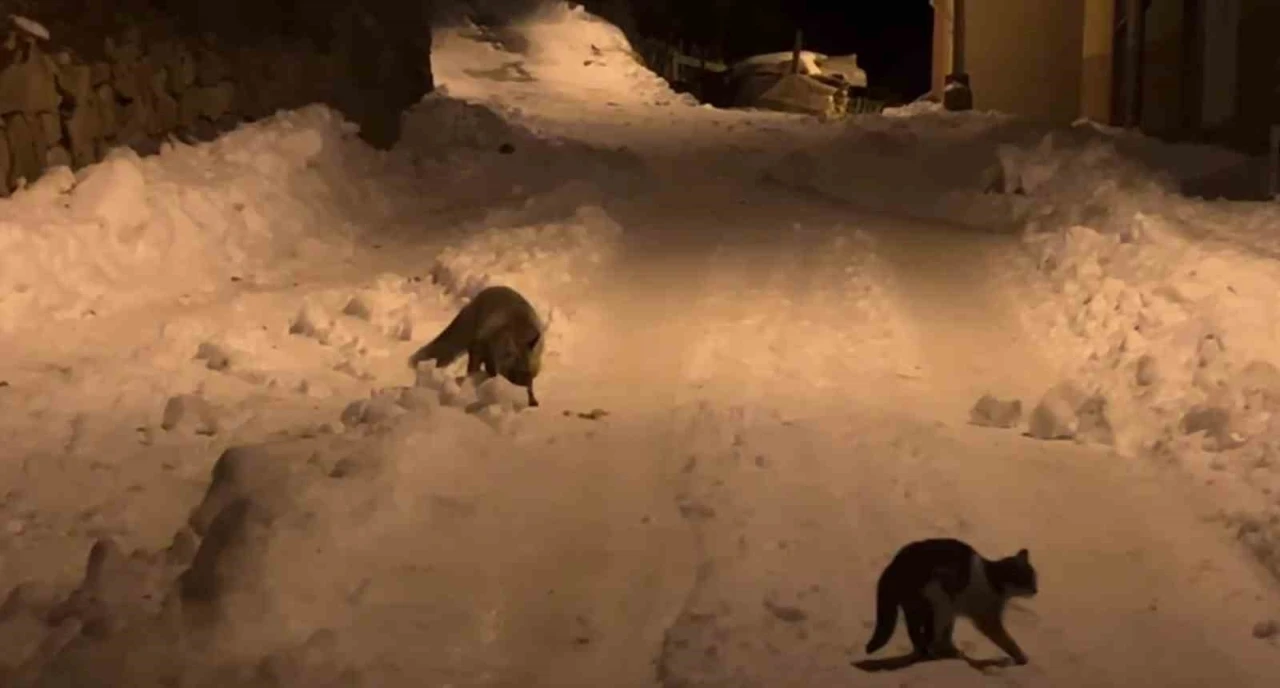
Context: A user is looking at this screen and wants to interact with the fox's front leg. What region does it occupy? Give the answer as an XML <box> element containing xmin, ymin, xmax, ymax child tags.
<box><xmin>465</xmin><ymin>346</ymin><xmax>483</xmax><ymax>376</ymax></box>
<box><xmin>457</xmin><ymin>346</ymin><xmax>485</xmax><ymax>386</ymax></box>
<box><xmin>479</xmin><ymin>349</ymin><xmax>499</xmax><ymax>379</ymax></box>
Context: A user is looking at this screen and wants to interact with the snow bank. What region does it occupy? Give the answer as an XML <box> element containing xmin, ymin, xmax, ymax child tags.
<box><xmin>764</xmin><ymin>111</ymin><xmax>1252</xmax><ymax>231</ymax></box>
<box><xmin>762</xmin><ymin>109</ymin><xmax>1038</xmax><ymax>230</ymax></box>
<box><xmin>2</xmin><ymin>336</ymin><xmax>686</xmax><ymax>685</ymax></box>
<box><xmin>880</xmin><ymin>99</ymin><xmax>945</xmax><ymax>118</ymax></box>
<box><xmin>970</xmin><ymin>127</ymin><xmax>1280</xmax><ymax>578</ymax></box>
<box><xmin>430</xmin><ymin>190</ymin><xmax>624</xmax><ymax>302</ymax></box>
<box><xmin>770</xmin><ymin>109</ymin><xmax>1280</xmax><ymax>577</ymax></box>
<box><xmin>997</xmin><ymin>137</ymin><xmax>1280</xmax><ymax>441</ymax></box>
<box><xmin>0</xmin><ymin>106</ymin><xmax>395</xmax><ymax>334</ymax></box>
<box><xmin>0</xmin><ymin>85</ymin><xmax>652</xmax><ymax>339</ymax></box>
<box><xmin>400</xmin><ymin>94</ymin><xmax>654</xmax><ymax>201</ymax></box>
<box><xmin>207</xmin><ymin>183</ymin><xmax>630</xmax><ymax>431</ymax></box>
<box><xmin>271</xmin><ymin>174</ymin><xmax>628</xmax><ymax>424</ymax></box>
<box><xmin>514</xmin><ymin>2</ymin><xmax>671</xmax><ymax>100</ymax></box>
<box><xmin>431</xmin><ymin>1</ymin><xmax>685</xmax><ymax>116</ymax></box>
<box><xmin>1007</xmin><ymin>140</ymin><xmax>1280</xmax><ymax>578</ymax></box>
<box><xmin>504</xmin><ymin>1</ymin><xmax>671</xmax><ymax>100</ymax></box>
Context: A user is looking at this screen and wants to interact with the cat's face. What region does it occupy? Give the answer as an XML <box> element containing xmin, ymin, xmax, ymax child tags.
<box><xmin>997</xmin><ymin>548</ymin><xmax>1038</xmax><ymax>598</ymax></box>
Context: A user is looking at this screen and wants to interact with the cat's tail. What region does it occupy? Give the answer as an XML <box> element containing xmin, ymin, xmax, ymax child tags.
<box><xmin>864</xmin><ymin>575</ymin><xmax>899</xmax><ymax>655</ymax></box>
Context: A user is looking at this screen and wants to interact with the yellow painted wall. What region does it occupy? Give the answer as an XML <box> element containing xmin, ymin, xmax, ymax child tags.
<box><xmin>1080</xmin><ymin>0</ymin><xmax>1115</xmax><ymax>123</ymax></box>
<box><xmin>931</xmin><ymin>0</ymin><xmax>955</xmax><ymax>98</ymax></box>
<box><xmin>967</xmin><ymin>0</ymin><xmax>1087</xmax><ymax>122</ymax></box>
<box><xmin>933</xmin><ymin>0</ymin><xmax>1088</xmax><ymax>123</ymax></box>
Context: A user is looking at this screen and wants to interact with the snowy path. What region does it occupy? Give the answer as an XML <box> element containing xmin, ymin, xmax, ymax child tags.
<box><xmin>5</xmin><ymin>7</ymin><xmax>1280</xmax><ymax>682</ymax></box>
<box><xmin>4</xmin><ymin>139</ymin><xmax>1278</xmax><ymax>688</ymax></box>
<box><xmin>768</xmin><ymin>180</ymin><xmax>1062</xmax><ymax>417</ymax></box>
<box><xmin>870</xmin><ymin>216</ymin><xmax>1058</xmax><ymax>414</ymax></box>
<box><xmin>540</xmin><ymin>182</ymin><xmax>1280</xmax><ymax>687</ymax></box>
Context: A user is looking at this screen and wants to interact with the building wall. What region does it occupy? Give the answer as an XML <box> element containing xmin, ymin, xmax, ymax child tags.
<box><xmin>1139</xmin><ymin>0</ymin><xmax>1187</xmax><ymax>134</ymax></box>
<box><xmin>1200</xmin><ymin>0</ymin><xmax>1241</xmax><ymax>127</ymax></box>
<box><xmin>1235</xmin><ymin>0</ymin><xmax>1280</xmax><ymax>151</ymax></box>
<box><xmin>0</xmin><ymin>0</ymin><xmax>435</xmax><ymax>196</ymax></box>
<box><xmin>1079</xmin><ymin>0</ymin><xmax>1115</xmax><ymax>123</ymax></box>
<box><xmin>931</xmin><ymin>0</ymin><xmax>1274</xmax><ymax>152</ymax></box>
<box><xmin>931</xmin><ymin>0</ymin><xmax>955</xmax><ymax>98</ymax></box>
<box><xmin>940</xmin><ymin>0</ymin><xmax>1087</xmax><ymax>123</ymax></box>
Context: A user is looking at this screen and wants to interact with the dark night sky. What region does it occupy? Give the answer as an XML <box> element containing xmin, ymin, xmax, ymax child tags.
<box><xmin>627</xmin><ymin>0</ymin><xmax>935</xmax><ymax>102</ymax></box>
<box><xmin>788</xmin><ymin>0</ymin><xmax>934</xmax><ymax>100</ymax></box>
<box><xmin>469</xmin><ymin>1</ymin><xmax>936</xmax><ymax>102</ymax></box>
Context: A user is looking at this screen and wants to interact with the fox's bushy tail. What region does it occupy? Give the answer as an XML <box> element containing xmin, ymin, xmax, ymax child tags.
<box><xmin>864</xmin><ymin>575</ymin><xmax>899</xmax><ymax>655</ymax></box>
<box><xmin>408</xmin><ymin>309</ymin><xmax>470</xmax><ymax>370</ymax></box>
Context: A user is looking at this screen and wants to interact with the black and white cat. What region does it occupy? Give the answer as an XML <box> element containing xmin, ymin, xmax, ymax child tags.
<box><xmin>864</xmin><ymin>538</ymin><xmax>1038</xmax><ymax>665</ymax></box>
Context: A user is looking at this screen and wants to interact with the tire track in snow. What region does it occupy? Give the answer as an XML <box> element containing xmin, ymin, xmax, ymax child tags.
<box><xmin>620</xmin><ymin>200</ymin><xmax>914</xmax><ymax>687</ymax></box>
<box><xmin>535</xmin><ymin>183</ymin><xmax>913</xmax><ymax>686</ymax></box>
<box><xmin>866</xmin><ymin>214</ymin><xmax>1062</xmax><ymax>415</ymax></box>
<box><xmin>597</xmin><ymin>184</ymin><xmax>1280</xmax><ymax>688</ymax></box>
<box><xmin>764</xmin><ymin>177</ymin><xmax>1062</xmax><ymax>418</ymax></box>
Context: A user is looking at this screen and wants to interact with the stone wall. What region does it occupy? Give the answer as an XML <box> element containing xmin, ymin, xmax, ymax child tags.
<box><xmin>0</xmin><ymin>0</ymin><xmax>434</xmax><ymax>196</ymax></box>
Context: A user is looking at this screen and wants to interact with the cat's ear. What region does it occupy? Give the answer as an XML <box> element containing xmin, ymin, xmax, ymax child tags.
<box><xmin>1016</xmin><ymin>548</ymin><xmax>1030</xmax><ymax>562</ymax></box>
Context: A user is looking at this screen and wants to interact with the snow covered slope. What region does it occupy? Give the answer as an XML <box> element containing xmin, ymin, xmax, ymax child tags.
<box><xmin>0</xmin><ymin>108</ymin><xmax>380</xmax><ymax>332</ymax></box>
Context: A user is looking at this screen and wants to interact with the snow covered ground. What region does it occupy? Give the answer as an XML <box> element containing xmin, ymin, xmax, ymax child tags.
<box><xmin>2</xmin><ymin>2</ymin><xmax>1279</xmax><ymax>686</ymax></box>
<box><xmin>769</xmin><ymin>101</ymin><xmax>1280</xmax><ymax>581</ymax></box>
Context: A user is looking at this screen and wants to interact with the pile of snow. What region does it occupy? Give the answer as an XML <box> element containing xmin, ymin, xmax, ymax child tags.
<box><xmin>0</xmin><ymin>87</ymin><xmax>653</xmax><ymax>338</ymax></box>
<box><xmin>772</xmin><ymin>108</ymin><xmax>1280</xmax><ymax>578</ymax></box>
<box><xmin>401</xmin><ymin>94</ymin><xmax>654</xmax><ymax>202</ymax></box>
<box><xmin>730</xmin><ymin>50</ymin><xmax>868</xmax><ymax>89</ymax></box>
<box><xmin>0</xmin><ymin>107</ymin><xmax>399</xmax><ymax>334</ymax></box>
<box><xmin>431</xmin><ymin>1</ymin><xmax>686</xmax><ymax>116</ymax></box>
<box><xmin>109</xmin><ymin>186</ymin><xmax>630</xmax><ymax>449</ymax></box>
<box><xmin>997</xmin><ymin>137</ymin><xmax>1280</xmax><ymax>446</ymax></box>
<box><xmin>764</xmin><ymin>111</ymin><xmax>1252</xmax><ymax>231</ymax></box>
<box><xmin>1004</xmin><ymin>139</ymin><xmax>1280</xmax><ymax>577</ymax></box>
<box><xmin>881</xmin><ymin>99</ymin><xmax>945</xmax><ymax>118</ymax></box>
<box><xmin>429</xmin><ymin>190</ymin><xmax>624</xmax><ymax>301</ymax></box>
<box><xmin>0</xmin><ymin>82</ymin><xmax>648</xmax><ymax>683</ymax></box>
<box><xmin>733</xmin><ymin>50</ymin><xmax>828</xmax><ymax>77</ymax></box>
<box><xmin>485</xmin><ymin>1</ymin><xmax>673</xmax><ymax>102</ymax></box>
<box><xmin>955</xmin><ymin>129</ymin><xmax>1280</xmax><ymax>578</ymax></box>
<box><xmin>0</xmin><ymin>406</ymin><xmax>687</xmax><ymax>685</ymax></box>
<box><xmin>762</xmin><ymin>109</ymin><xmax>1037</xmax><ymax>229</ymax></box>
<box><xmin>160</xmin><ymin>181</ymin><xmax>630</xmax><ymax>438</ymax></box>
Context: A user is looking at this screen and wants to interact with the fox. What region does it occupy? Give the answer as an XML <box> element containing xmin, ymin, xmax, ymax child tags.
<box><xmin>864</xmin><ymin>538</ymin><xmax>1038</xmax><ymax>666</ymax></box>
<box><xmin>408</xmin><ymin>285</ymin><xmax>545</xmax><ymax>407</ymax></box>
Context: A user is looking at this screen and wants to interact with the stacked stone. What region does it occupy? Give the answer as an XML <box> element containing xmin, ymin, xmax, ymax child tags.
<box><xmin>0</xmin><ymin>1</ymin><xmax>434</xmax><ymax>196</ymax></box>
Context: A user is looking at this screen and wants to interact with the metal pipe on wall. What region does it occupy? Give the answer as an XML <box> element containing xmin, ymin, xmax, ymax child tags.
<box><xmin>941</xmin><ymin>0</ymin><xmax>972</xmax><ymax>111</ymax></box>
<box><xmin>1122</xmin><ymin>0</ymin><xmax>1145</xmax><ymax>127</ymax></box>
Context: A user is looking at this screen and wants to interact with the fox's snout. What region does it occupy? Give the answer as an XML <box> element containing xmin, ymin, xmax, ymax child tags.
<box><xmin>504</xmin><ymin>369</ymin><xmax>534</xmax><ymax>386</ymax></box>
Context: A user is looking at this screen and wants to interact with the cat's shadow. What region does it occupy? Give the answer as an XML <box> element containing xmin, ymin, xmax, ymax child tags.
<box><xmin>853</xmin><ymin>652</ymin><xmax>1015</xmax><ymax>673</ymax></box>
